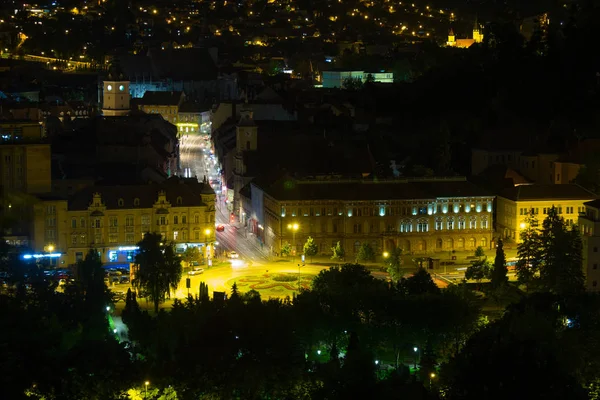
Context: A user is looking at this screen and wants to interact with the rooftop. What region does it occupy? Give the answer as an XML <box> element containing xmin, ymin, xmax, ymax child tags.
<box><xmin>499</xmin><ymin>184</ymin><xmax>597</xmax><ymax>202</ymax></box>
<box><xmin>256</xmin><ymin>177</ymin><xmax>492</xmax><ymax>201</ymax></box>
<box><xmin>68</xmin><ymin>177</ymin><xmax>214</xmax><ymax>211</ymax></box>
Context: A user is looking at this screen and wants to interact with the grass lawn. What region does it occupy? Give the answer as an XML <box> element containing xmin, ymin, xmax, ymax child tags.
<box><xmin>226</xmin><ymin>272</ymin><xmax>316</xmax><ymax>298</ymax></box>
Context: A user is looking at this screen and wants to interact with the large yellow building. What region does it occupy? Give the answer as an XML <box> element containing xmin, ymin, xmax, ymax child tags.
<box><xmin>496</xmin><ymin>184</ymin><xmax>596</xmax><ymax>242</ymax></box>
<box><xmin>136</xmin><ymin>91</ymin><xmax>185</xmax><ymax>127</ymax></box>
<box><xmin>32</xmin><ymin>178</ymin><xmax>216</xmax><ymax>266</ymax></box>
<box><xmin>249</xmin><ymin>177</ymin><xmax>495</xmax><ymax>256</ymax></box>
<box><xmin>579</xmin><ymin>199</ymin><xmax>600</xmax><ymax>291</ymax></box>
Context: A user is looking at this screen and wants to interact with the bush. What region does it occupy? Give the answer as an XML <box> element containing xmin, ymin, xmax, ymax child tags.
<box><xmin>271</xmin><ymin>274</ymin><xmax>298</xmax><ymax>282</ymax></box>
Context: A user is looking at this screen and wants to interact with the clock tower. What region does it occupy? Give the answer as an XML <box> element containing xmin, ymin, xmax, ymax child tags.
<box><xmin>102</xmin><ymin>61</ymin><xmax>130</xmax><ymax>117</ymax></box>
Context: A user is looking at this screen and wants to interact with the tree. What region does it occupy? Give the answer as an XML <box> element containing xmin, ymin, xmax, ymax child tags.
<box><xmin>355</xmin><ymin>243</ymin><xmax>375</xmax><ymax>263</ymax></box>
<box><xmin>365</xmin><ymin>73</ymin><xmax>375</xmax><ymax>84</ymax></box>
<box><xmin>385</xmin><ymin>247</ymin><xmax>403</xmax><ymax>282</ymax></box>
<box><xmin>539</xmin><ymin>207</ymin><xmax>585</xmax><ymax>295</ymax></box>
<box><xmin>342</xmin><ymin>77</ymin><xmax>363</xmax><ymax>90</ymax></box>
<box><xmin>465</xmin><ymin>258</ymin><xmax>491</xmax><ymax>285</ymax></box>
<box><xmin>133</xmin><ymin>233</ymin><xmax>183</xmax><ymax>313</ymax></box>
<box><xmin>198</xmin><ymin>281</ymin><xmax>209</xmax><ymax>302</ymax></box>
<box><xmin>303</xmin><ymin>236</ymin><xmax>318</xmax><ymax>262</ymax></box>
<box><xmin>516</xmin><ymin>213</ymin><xmax>543</xmax><ymax>289</ymax></box>
<box><xmin>182</xmin><ymin>246</ymin><xmax>201</xmax><ymax>267</ymax></box>
<box><xmin>490</xmin><ymin>239</ymin><xmax>508</xmax><ymax>289</ymax></box>
<box><xmin>281</xmin><ymin>242</ymin><xmax>292</xmax><ymax>257</ymax></box>
<box><xmin>396</xmin><ymin>267</ymin><xmax>440</xmax><ymax>296</ymax></box>
<box><xmin>331</xmin><ymin>241</ymin><xmax>345</xmax><ymax>262</ymax></box>
<box><xmin>474</xmin><ymin>246</ymin><xmax>485</xmax><ymax>258</ymax></box>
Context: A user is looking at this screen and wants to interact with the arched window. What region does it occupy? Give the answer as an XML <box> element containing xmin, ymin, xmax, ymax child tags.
<box><xmin>134</xmin><ymin>198</ymin><xmax>140</xmax><ymax>206</ymax></box>
<box><xmin>176</xmin><ymin>196</ymin><xmax>183</xmax><ymax>205</ymax></box>
<box><xmin>118</xmin><ymin>198</ymin><xmax>124</xmax><ymax>207</ymax></box>
<box><xmin>480</xmin><ymin>237</ymin><xmax>488</xmax><ymax>248</ymax></box>
<box><xmin>469</xmin><ymin>238</ymin><xmax>476</xmax><ymax>248</ymax></box>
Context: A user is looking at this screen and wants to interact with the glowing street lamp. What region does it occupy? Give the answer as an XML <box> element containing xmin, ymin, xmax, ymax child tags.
<box><xmin>287</xmin><ymin>223</ymin><xmax>299</xmax><ymax>258</ymax></box>
<box><xmin>144</xmin><ymin>381</ymin><xmax>149</xmax><ymax>398</ymax></box>
<box><xmin>383</xmin><ymin>251</ymin><xmax>389</xmax><ymax>258</ymax></box>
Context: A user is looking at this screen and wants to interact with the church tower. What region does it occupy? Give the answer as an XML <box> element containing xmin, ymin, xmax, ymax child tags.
<box><xmin>473</xmin><ymin>18</ymin><xmax>484</xmax><ymax>43</ymax></box>
<box><xmin>102</xmin><ymin>61</ymin><xmax>130</xmax><ymax>117</ymax></box>
<box><xmin>447</xmin><ymin>28</ymin><xmax>456</xmax><ymax>46</ymax></box>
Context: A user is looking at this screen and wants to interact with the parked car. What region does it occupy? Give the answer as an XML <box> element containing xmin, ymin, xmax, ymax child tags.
<box><xmin>188</xmin><ymin>268</ymin><xmax>204</xmax><ymax>276</ymax></box>
<box><xmin>228</xmin><ymin>251</ymin><xmax>239</xmax><ymax>259</ymax></box>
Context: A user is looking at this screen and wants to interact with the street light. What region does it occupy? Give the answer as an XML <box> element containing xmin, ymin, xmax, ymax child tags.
<box><xmin>287</xmin><ymin>223</ymin><xmax>299</xmax><ymax>259</ymax></box>
<box><xmin>204</xmin><ymin>228</ymin><xmax>211</xmax><ymax>263</ymax></box>
<box><xmin>383</xmin><ymin>251</ymin><xmax>389</xmax><ymax>258</ymax></box>
<box><xmin>430</xmin><ymin>372</ymin><xmax>436</xmax><ymax>389</ymax></box>
<box><xmin>144</xmin><ymin>381</ymin><xmax>149</xmax><ymax>398</ymax></box>
<box><xmin>413</xmin><ymin>347</ymin><xmax>419</xmax><ymax>371</ymax></box>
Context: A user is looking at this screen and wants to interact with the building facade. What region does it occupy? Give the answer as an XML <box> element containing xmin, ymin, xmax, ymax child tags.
<box><xmin>32</xmin><ymin>178</ymin><xmax>216</xmax><ymax>266</ymax></box>
<box><xmin>249</xmin><ymin>177</ymin><xmax>495</xmax><ymax>256</ymax></box>
<box><xmin>322</xmin><ymin>70</ymin><xmax>394</xmax><ymax>88</ymax></box>
<box><xmin>579</xmin><ymin>199</ymin><xmax>600</xmax><ymax>291</ymax></box>
<box><xmin>496</xmin><ymin>184</ymin><xmax>596</xmax><ymax>242</ymax></box>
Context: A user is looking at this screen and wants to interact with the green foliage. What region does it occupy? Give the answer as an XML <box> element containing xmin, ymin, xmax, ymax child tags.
<box><xmin>355</xmin><ymin>243</ymin><xmax>375</xmax><ymax>263</ymax></box>
<box><xmin>466</xmin><ymin>258</ymin><xmax>491</xmax><ymax>283</ymax></box>
<box><xmin>331</xmin><ymin>241</ymin><xmax>345</xmax><ymax>261</ymax></box>
<box><xmin>490</xmin><ymin>239</ymin><xmax>508</xmax><ymax>289</ymax></box>
<box><xmin>517</xmin><ymin>208</ymin><xmax>585</xmax><ymax>294</ymax></box>
<box><xmin>342</xmin><ymin>77</ymin><xmax>363</xmax><ymax>90</ymax></box>
<box><xmin>199</xmin><ymin>281</ymin><xmax>209</xmax><ymax>302</ymax></box>
<box><xmin>181</xmin><ymin>246</ymin><xmax>201</xmax><ymax>265</ymax></box>
<box><xmin>303</xmin><ymin>236</ymin><xmax>318</xmax><ymax>262</ymax></box>
<box><xmin>133</xmin><ymin>233</ymin><xmax>183</xmax><ymax>313</ymax></box>
<box><xmin>396</xmin><ymin>267</ymin><xmax>440</xmax><ymax>296</ymax></box>
<box><xmin>474</xmin><ymin>246</ymin><xmax>485</xmax><ymax>258</ymax></box>
<box><xmin>280</xmin><ymin>242</ymin><xmax>292</xmax><ymax>257</ymax></box>
<box><xmin>385</xmin><ymin>247</ymin><xmax>404</xmax><ymax>282</ymax></box>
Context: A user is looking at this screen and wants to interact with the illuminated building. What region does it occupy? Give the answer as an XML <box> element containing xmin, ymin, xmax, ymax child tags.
<box><xmin>322</xmin><ymin>70</ymin><xmax>394</xmax><ymax>88</ymax></box>
<box><xmin>101</xmin><ymin>65</ymin><xmax>131</xmax><ymax>117</ymax></box>
<box><xmin>250</xmin><ymin>177</ymin><xmax>495</xmax><ymax>255</ymax></box>
<box><xmin>32</xmin><ymin>177</ymin><xmax>216</xmax><ymax>266</ymax></box>
<box><xmin>135</xmin><ymin>91</ymin><xmax>185</xmax><ymax>126</ymax></box>
<box><xmin>446</xmin><ymin>19</ymin><xmax>484</xmax><ymax>48</ymax></box>
<box><xmin>496</xmin><ymin>184</ymin><xmax>596</xmax><ymax>242</ymax></box>
<box><xmin>579</xmin><ymin>200</ymin><xmax>600</xmax><ymax>291</ymax></box>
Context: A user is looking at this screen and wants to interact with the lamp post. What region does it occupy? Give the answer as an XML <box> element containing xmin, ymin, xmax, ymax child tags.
<box><xmin>287</xmin><ymin>223</ymin><xmax>299</xmax><ymax>259</ymax></box>
<box><xmin>429</xmin><ymin>372</ymin><xmax>436</xmax><ymax>389</ymax></box>
<box><xmin>413</xmin><ymin>347</ymin><xmax>418</xmax><ymax>371</ymax></box>
<box><xmin>144</xmin><ymin>381</ymin><xmax>149</xmax><ymax>398</ymax></box>
<box><xmin>204</xmin><ymin>228</ymin><xmax>211</xmax><ymax>263</ymax></box>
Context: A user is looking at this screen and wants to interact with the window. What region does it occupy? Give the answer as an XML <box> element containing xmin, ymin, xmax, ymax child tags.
<box><xmin>481</xmin><ymin>219</ymin><xmax>488</xmax><ymax>229</ymax></box>
<box><xmin>75</xmin><ymin>252</ymin><xmax>84</xmax><ymax>262</ymax></box>
<box><xmin>447</xmin><ymin>218</ymin><xmax>454</xmax><ymax>230</ymax></box>
<box><xmin>182</xmin><ymin>215</ymin><xmax>187</xmax><ymax>224</ymax></box>
<box><xmin>141</xmin><ymin>215</ymin><xmax>150</xmax><ymax>226</ymax></box>
<box><xmin>353</xmin><ymin>223</ymin><xmax>362</xmax><ymax>233</ymax></box>
<box><xmin>109</xmin><ymin>234</ymin><xmax>118</xmax><ymax>243</ymax></box>
<box><xmin>435</xmin><ymin>219</ymin><xmax>443</xmax><ymax>230</ymax></box>
<box><xmin>416</xmin><ymin>221</ymin><xmax>428</xmax><ymax>232</ymax></box>
<box><xmin>126</xmin><ymin>215</ymin><xmax>134</xmax><ymax>226</ymax></box>
<box><xmin>47</xmin><ymin>205</ymin><xmax>56</xmax><ymax>215</ymax></box>
<box><xmin>80</xmin><ymin>217</ymin><xmax>86</xmax><ymax>228</ymax></box>
<box><xmin>469</xmin><ymin>218</ymin><xmax>477</xmax><ymax>229</ymax></box>
<box><xmin>354</xmin><ymin>241</ymin><xmax>361</xmax><ymax>253</ymax></box>
<box><xmin>174</xmin><ymin>216</ymin><xmax>179</xmax><ymax>225</ymax></box>
<box><xmin>118</xmin><ymin>198</ymin><xmax>124</xmax><ymax>207</ymax></box>
<box><xmin>159</xmin><ymin>216</ymin><xmax>167</xmax><ymax>225</ymax></box>
<box><xmin>79</xmin><ymin>234</ymin><xmax>86</xmax><ymax>244</ymax></box>
<box><xmin>134</xmin><ymin>198</ymin><xmax>140</xmax><ymax>206</ymax></box>
<box><xmin>109</xmin><ymin>216</ymin><xmax>118</xmax><ymax>227</ymax></box>
<box><xmin>71</xmin><ymin>218</ymin><xmax>77</xmax><ymax>229</ymax></box>
<box><xmin>194</xmin><ymin>214</ymin><xmax>200</xmax><ymax>224</ymax></box>
<box><xmin>92</xmin><ymin>218</ymin><xmax>102</xmax><ymax>228</ymax></box>
<box><xmin>181</xmin><ymin>231</ymin><xmax>187</xmax><ymax>241</ymax></box>
<box><xmin>458</xmin><ymin>219</ymin><xmax>465</xmax><ymax>230</ymax></box>
<box><xmin>71</xmin><ymin>234</ymin><xmax>77</xmax><ymax>245</ymax></box>
<box><xmin>47</xmin><ymin>217</ymin><xmax>56</xmax><ymax>227</ymax></box>
<box><xmin>400</xmin><ymin>221</ymin><xmax>412</xmax><ymax>233</ymax></box>
<box><xmin>173</xmin><ymin>231</ymin><xmax>179</xmax><ymax>240</ymax></box>
<box><xmin>177</xmin><ymin>196</ymin><xmax>183</xmax><ymax>205</ymax></box>
<box><xmin>194</xmin><ymin>231</ymin><xmax>200</xmax><ymax>240</ymax></box>
<box><xmin>94</xmin><ymin>234</ymin><xmax>102</xmax><ymax>244</ymax></box>
<box><xmin>126</xmin><ymin>233</ymin><xmax>135</xmax><ymax>244</ymax></box>
<box><xmin>370</xmin><ymin>222</ymin><xmax>378</xmax><ymax>233</ymax></box>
